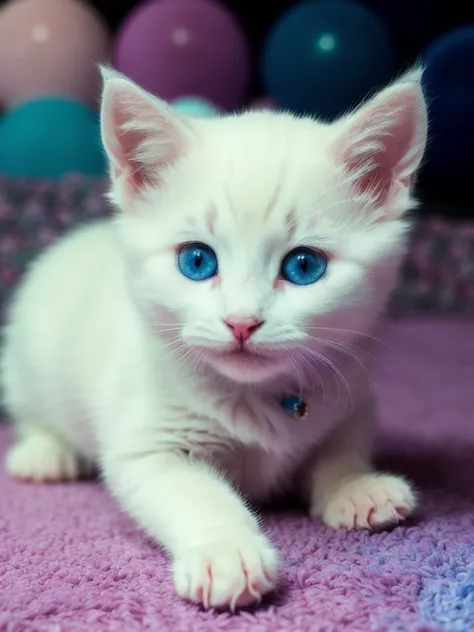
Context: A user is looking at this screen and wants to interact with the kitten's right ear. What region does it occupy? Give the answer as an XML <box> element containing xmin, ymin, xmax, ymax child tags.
<box><xmin>100</xmin><ymin>66</ymin><xmax>194</xmax><ymax>199</ymax></box>
<box><xmin>332</xmin><ymin>67</ymin><xmax>427</xmax><ymax>217</ymax></box>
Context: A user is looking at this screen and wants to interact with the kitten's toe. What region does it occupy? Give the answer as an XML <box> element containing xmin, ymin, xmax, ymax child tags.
<box><xmin>6</xmin><ymin>432</ymin><xmax>81</xmax><ymax>482</ymax></box>
<box><xmin>316</xmin><ymin>473</ymin><xmax>416</xmax><ymax>530</ymax></box>
<box><xmin>173</xmin><ymin>531</ymin><xmax>278</xmax><ymax>610</ymax></box>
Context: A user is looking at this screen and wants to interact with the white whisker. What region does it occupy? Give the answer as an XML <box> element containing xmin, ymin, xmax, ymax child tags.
<box><xmin>296</xmin><ymin>343</ymin><xmax>354</xmax><ymax>411</ymax></box>
<box><xmin>305</xmin><ymin>334</ymin><xmax>372</xmax><ymax>388</ymax></box>
<box><xmin>305</xmin><ymin>325</ymin><xmax>407</xmax><ymax>362</ymax></box>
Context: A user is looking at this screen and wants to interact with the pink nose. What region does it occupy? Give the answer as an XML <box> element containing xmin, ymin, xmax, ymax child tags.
<box><xmin>224</xmin><ymin>317</ymin><xmax>264</xmax><ymax>343</ymax></box>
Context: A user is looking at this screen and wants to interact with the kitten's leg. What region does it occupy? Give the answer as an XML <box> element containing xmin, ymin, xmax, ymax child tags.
<box><xmin>6</xmin><ymin>426</ymin><xmax>82</xmax><ymax>483</ymax></box>
<box><xmin>300</xmin><ymin>397</ymin><xmax>416</xmax><ymax>530</ymax></box>
<box><xmin>102</xmin><ymin>441</ymin><xmax>278</xmax><ymax>610</ymax></box>
<box><xmin>2</xmin><ymin>352</ymin><xmax>83</xmax><ymax>482</ymax></box>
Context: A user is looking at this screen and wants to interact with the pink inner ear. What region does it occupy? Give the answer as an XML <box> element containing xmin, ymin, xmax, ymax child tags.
<box><xmin>110</xmin><ymin>96</ymin><xmax>157</xmax><ymax>192</ymax></box>
<box><xmin>102</xmin><ymin>78</ymin><xmax>187</xmax><ymax>197</ymax></box>
<box><xmin>341</xmin><ymin>89</ymin><xmax>424</xmax><ymax>208</ymax></box>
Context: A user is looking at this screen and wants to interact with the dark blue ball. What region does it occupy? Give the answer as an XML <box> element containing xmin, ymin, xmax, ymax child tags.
<box><xmin>0</xmin><ymin>98</ymin><xmax>106</xmax><ymax>179</ymax></box>
<box><xmin>261</xmin><ymin>0</ymin><xmax>396</xmax><ymax>119</ymax></box>
<box><xmin>422</xmin><ymin>27</ymin><xmax>474</xmax><ymax>191</ymax></box>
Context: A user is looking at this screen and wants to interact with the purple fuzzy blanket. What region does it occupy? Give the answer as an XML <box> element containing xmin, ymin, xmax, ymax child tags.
<box><xmin>0</xmin><ymin>318</ymin><xmax>473</xmax><ymax>632</ymax></box>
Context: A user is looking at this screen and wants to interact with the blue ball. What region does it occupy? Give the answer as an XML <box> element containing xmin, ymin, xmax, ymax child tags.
<box><xmin>0</xmin><ymin>98</ymin><xmax>106</xmax><ymax>179</ymax></box>
<box><xmin>422</xmin><ymin>27</ymin><xmax>474</xmax><ymax>191</ymax></box>
<box><xmin>172</xmin><ymin>96</ymin><xmax>219</xmax><ymax>118</ymax></box>
<box><xmin>261</xmin><ymin>0</ymin><xmax>396</xmax><ymax>119</ymax></box>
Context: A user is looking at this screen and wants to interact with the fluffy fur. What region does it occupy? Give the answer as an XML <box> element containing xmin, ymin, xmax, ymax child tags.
<box><xmin>0</xmin><ymin>67</ymin><xmax>427</xmax><ymax>610</ymax></box>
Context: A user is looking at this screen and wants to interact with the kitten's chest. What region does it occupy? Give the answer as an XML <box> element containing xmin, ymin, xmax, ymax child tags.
<box><xmin>216</xmin><ymin>444</ymin><xmax>298</xmax><ymax>502</ymax></box>
<box><xmin>184</xmin><ymin>388</ymin><xmax>336</xmax><ymax>502</ymax></box>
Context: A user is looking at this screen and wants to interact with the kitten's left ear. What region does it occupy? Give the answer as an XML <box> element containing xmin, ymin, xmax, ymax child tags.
<box><xmin>100</xmin><ymin>66</ymin><xmax>195</xmax><ymax>199</ymax></box>
<box><xmin>333</xmin><ymin>68</ymin><xmax>428</xmax><ymax>216</ymax></box>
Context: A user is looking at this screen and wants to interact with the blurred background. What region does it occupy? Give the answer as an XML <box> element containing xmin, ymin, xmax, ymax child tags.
<box><xmin>0</xmin><ymin>0</ymin><xmax>473</xmax><ymax>212</ymax></box>
<box><xmin>0</xmin><ymin>0</ymin><xmax>473</xmax><ymax>316</ymax></box>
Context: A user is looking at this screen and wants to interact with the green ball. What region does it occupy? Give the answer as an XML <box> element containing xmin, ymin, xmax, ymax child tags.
<box><xmin>172</xmin><ymin>96</ymin><xmax>219</xmax><ymax>117</ymax></box>
<box><xmin>0</xmin><ymin>98</ymin><xmax>106</xmax><ymax>178</ymax></box>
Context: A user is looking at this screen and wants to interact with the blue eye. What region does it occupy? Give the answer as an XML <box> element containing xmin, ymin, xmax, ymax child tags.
<box><xmin>177</xmin><ymin>242</ymin><xmax>218</xmax><ymax>281</ymax></box>
<box><xmin>280</xmin><ymin>247</ymin><xmax>327</xmax><ymax>286</ymax></box>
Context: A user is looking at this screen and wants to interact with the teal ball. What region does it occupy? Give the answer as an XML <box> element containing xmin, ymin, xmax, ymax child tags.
<box><xmin>172</xmin><ymin>96</ymin><xmax>219</xmax><ymax>118</ymax></box>
<box><xmin>0</xmin><ymin>98</ymin><xmax>106</xmax><ymax>178</ymax></box>
<box><xmin>261</xmin><ymin>0</ymin><xmax>396</xmax><ymax>119</ymax></box>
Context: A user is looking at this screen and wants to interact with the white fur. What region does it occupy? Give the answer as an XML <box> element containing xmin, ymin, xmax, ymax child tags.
<box><xmin>0</xmin><ymin>68</ymin><xmax>427</xmax><ymax>610</ymax></box>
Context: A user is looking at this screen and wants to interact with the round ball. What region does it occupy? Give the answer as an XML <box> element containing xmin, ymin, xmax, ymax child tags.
<box><xmin>0</xmin><ymin>98</ymin><xmax>106</xmax><ymax>178</ymax></box>
<box><xmin>422</xmin><ymin>27</ymin><xmax>474</xmax><ymax>192</ymax></box>
<box><xmin>0</xmin><ymin>0</ymin><xmax>111</xmax><ymax>109</ymax></box>
<box><xmin>114</xmin><ymin>0</ymin><xmax>251</xmax><ymax>110</ymax></box>
<box><xmin>261</xmin><ymin>0</ymin><xmax>396</xmax><ymax>119</ymax></box>
<box><xmin>172</xmin><ymin>96</ymin><xmax>219</xmax><ymax>117</ymax></box>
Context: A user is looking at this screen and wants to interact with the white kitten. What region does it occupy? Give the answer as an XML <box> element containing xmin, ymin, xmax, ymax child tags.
<box><xmin>0</xmin><ymin>67</ymin><xmax>427</xmax><ymax>610</ymax></box>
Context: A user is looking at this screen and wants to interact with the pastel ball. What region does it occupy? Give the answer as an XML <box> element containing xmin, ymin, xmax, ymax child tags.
<box><xmin>0</xmin><ymin>98</ymin><xmax>106</xmax><ymax>178</ymax></box>
<box><xmin>0</xmin><ymin>0</ymin><xmax>111</xmax><ymax>109</ymax></box>
<box><xmin>114</xmin><ymin>0</ymin><xmax>252</xmax><ymax>110</ymax></box>
<box><xmin>261</xmin><ymin>0</ymin><xmax>396</xmax><ymax>119</ymax></box>
<box><xmin>421</xmin><ymin>26</ymin><xmax>474</xmax><ymax>191</ymax></box>
<box><xmin>172</xmin><ymin>96</ymin><xmax>219</xmax><ymax>117</ymax></box>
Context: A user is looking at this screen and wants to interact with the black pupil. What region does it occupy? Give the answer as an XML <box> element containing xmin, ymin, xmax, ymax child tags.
<box><xmin>299</xmin><ymin>254</ymin><xmax>308</xmax><ymax>273</ymax></box>
<box><xmin>195</xmin><ymin>250</ymin><xmax>203</xmax><ymax>268</ymax></box>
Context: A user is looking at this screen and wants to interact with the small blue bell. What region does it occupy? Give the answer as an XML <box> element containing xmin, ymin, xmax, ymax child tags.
<box><xmin>281</xmin><ymin>395</ymin><xmax>309</xmax><ymax>420</ymax></box>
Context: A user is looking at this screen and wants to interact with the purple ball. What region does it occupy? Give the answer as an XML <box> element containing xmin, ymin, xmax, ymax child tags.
<box><xmin>114</xmin><ymin>0</ymin><xmax>251</xmax><ymax>110</ymax></box>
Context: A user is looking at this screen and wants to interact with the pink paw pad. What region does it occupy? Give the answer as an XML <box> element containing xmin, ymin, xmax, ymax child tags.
<box><xmin>173</xmin><ymin>533</ymin><xmax>278</xmax><ymax>610</ymax></box>
<box><xmin>321</xmin><ymin>474</ymin><xmax>417</xmax><ymax>531</ymax></box>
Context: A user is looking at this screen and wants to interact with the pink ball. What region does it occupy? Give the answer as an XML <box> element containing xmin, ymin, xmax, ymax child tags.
<box><xmin>0</xmin><ymin>0</ymin><xmax>111</xmax><ymax>109</ymax></box>
<box><xmin>114</xmin><ymin>0</ymin><xmax>252</xmax><ymax>111</ymax></box>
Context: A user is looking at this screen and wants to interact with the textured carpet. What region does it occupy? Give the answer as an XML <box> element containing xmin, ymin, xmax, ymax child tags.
<box><xmin>0</xmin><ymin>318</ymin><xmax>473</xmax><ymax>632</ymax></box>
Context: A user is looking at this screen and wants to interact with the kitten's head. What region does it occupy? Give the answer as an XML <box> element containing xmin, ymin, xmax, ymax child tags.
<box><xmin>100</xmin><ymin>67</ymin><xmax>427</xmax><ymax>385</ymax></box>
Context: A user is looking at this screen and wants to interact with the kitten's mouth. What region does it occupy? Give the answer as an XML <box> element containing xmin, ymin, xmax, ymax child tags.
<box><xmin>207</xmin><ymin>346</ymin><xmax>284</xmax><ymax>382</ymax></box>
<box><xmin>219</xmin><ymin>348</ymin><xmax>267</xmax><ymax>361</ymax></box>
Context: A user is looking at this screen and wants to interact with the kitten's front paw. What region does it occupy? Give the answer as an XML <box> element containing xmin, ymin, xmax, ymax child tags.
<box><xmin>173</xmin><ymin>532</ymin><xmax>278</xmax><ymax>610</ymax></box>
<box><xmin>316</xmin><ymin>473</ymin><xmax>416</xmax><ymax>530</ymax></box>
<box><xmin>6</xmin><ymin>433</ymin><xmax>81</xmax><ymax>482</ymax></box>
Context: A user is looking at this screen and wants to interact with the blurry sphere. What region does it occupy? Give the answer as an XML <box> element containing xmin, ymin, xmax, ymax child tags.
<box><xmin>172</xmin><ymin>96</ymin><xmax>219</xmax><ymax>117</ymax></box>
<box><xmin>261</xmin><ymin>0</ymin><xmax>396</xmax><ymax>119</ymax></box>
<box><xmin>422</xmin><ymin>27</ymin><xmax>474</xmax><ymax>192</ymax></box>
<box><xmin>114</xmin><ymin>0</ymin><xmax>252</xmax><ymax>110</ymax></box>
<box><xmin>249</xmin><ymin>96</ymin><xmax>278</xmax><ymax>111</ymax></box>
<box><xmin>0</xmin><ymin>98</ymin><xmax>106</xmax><ymax>178</ymax></box>
<box><xmin>0</xmin><ymin>0</ymin><xmax>111</xmax><ymax>109</ymax></box>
